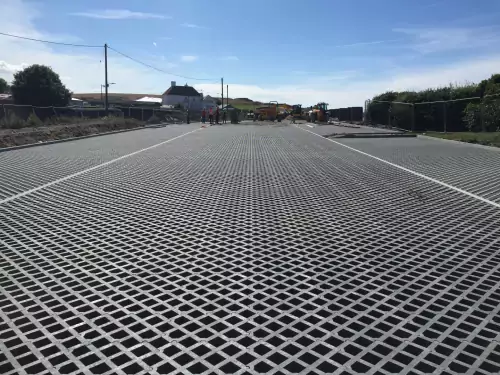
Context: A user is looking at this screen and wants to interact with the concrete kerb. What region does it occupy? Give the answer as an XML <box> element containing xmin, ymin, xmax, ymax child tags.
<box><xmin>0</xmin><ymin>122</ymin><xmax>184</xmax><ymax>153</ymax></box>
<box><xmin>417</xmin><ymin>134</ymin><xmax>500</xmax><ymax>152</ymax></box>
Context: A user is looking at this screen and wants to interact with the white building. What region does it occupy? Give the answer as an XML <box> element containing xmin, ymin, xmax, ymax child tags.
<box><xmin>202</xmin><ymin>95</ymin><xmax>218</xmax><ymax>110</ymax></box>
<box><xmin>162</xmin><ymin>81</ymin><xmax>203</xmax><ymax>110</ymax></box>
<box><xmin>135</xmin><ymin>96</ymin><xmax>162</xmax><ymax>104</ymax></box>
<box><xmin>70</xmin><ymin>97</ymin><xmax>88</xmax><ymax>107</ymax></box>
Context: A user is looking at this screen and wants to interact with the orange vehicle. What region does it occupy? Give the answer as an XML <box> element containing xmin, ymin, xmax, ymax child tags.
<box><xmin>256</xmin><ymin>101</ymin><xmax>279</xmax><ymax>121</ymax></box>
<box><xmin>311</xmin><ymin>102</ymin><xmax>328</xmax><ymax>123</ymax></box>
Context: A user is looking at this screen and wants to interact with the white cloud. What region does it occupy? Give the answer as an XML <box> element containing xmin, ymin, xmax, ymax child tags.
<box><xmin>71</xmin><ymin>9</ymin><xmax>169</xmax><ymax>20</ymax></box>
<box><xmin>332</xmin><ymin>39</ymin><xmax>402</xmax><ymax>48</ymax></box>
<box><xmin>181</xmin><ymin>23</ymin><xmax>207</xmax><ymax>29</ymax></box>
<box><xmin>141</xmin><ymin>53</ymin><xmax>178</xmax><ymax>69</ymax></box>
<box><xmin>0</xmin><ymin>60</ymin><xmax>29</xmax><ymax>73</ymax></box>
<box><xmin>153</xmin><ymin>42</ymin><xmax>157</xmax><ymax>47</ymax></box>
<box><xmin>0</xmin><ymin>0</ymin><xmax>184</xmax><ymax>94</ymax></box>
<box><xmin>385</xmin><ymin>56</ymin><xmax>500</xmax><ymax>91</ymax></box>
<box><xmin>220</xmin><ymin>56</ymin><xmax>239</xmax><ymax>61</ymax></box>
<box><xmin>394</xmin><ymin>26</ymin><xmax>500</xmax><ymax>54</ymax></box>
<box><xmin>2</xmin><ymin>0</ymin><xmax>500</xmax><ymax>109</ymax></box>
<box><xmin>181</xmin><ymin>55</ymin><xmax>198</xmax><ymax>62</ymax></box>
<box><xmin>196</xmin><ymin>55</ymin><xmax>500</xmax><ymax>107</ymax></box>
<box><xmin>315</xmin><ymin>71</ymin><xmax>358</xmax><ymax>81</ymax></box>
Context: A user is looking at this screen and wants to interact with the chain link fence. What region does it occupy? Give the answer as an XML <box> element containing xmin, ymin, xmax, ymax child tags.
<box><xmin>365</xmin><ymin>95</ymin><xmax>500</xmax><ymax>132</ymax></box>
<box><xmin>0</xmin><ymin>104</ymin><xmax>189</xmax><ymax>127</ymax></box>
<box><xmin>114</xmin><ymin>106</ymin><xmax>187</xmax><ymax>123</ymax></box>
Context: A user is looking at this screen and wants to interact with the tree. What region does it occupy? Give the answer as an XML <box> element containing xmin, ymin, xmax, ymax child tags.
<box><xmin>0</xmin><ymin>77</ymin><xmax>9</xmax><ymax>93</ymax></box>
<box><xmin>11</xmin><ymin>64</ymin><xmax>71</xmax><ymax>106</ymax></box>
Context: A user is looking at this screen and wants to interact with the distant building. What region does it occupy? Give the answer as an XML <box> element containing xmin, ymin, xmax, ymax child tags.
<box><xmin>135</xmin><ymin>96</ymin><xmax>162</xmax><ymax>104</ymax></box>
<box><xmin>202</xmin><ymin>95</ymin><xmax>218</xmax><ymax>110</ymax></box>
<box><xmin>0</xmin><ymin>94</ymin><xmax>13</xmax><ymax>104</ymax></box>
<box><xmin>218</xmin><ymin>104</ymin><xmax>237</xmax><ymax>111</ymax></box>
<box><xmin>162</xmin><ymin>81</ymin><xmax>203</xmax><ymax>110</ymax></box>
<box><xmin>70</xmin><ymin>97</ymin><xmax>88</xmax><ymax>107</ymax></box>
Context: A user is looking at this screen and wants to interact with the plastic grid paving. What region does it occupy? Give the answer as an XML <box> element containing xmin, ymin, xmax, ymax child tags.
<box><xmin>294</xmin><ymin>123</ymin><xmax>397</xmax><ymax>136</ymax></box>
<box><xmin>0</xmin><ymin>125</ymin><xmax>199</xmax><ymax>200</ymax></box>
<box><xmin>1</xmin><ymin>125</ymin><xmax>500</xmax><ymax>375</ymax></box>
<box><xmin>330</xmin><ymin>136</ymin><xmax>500</xmax><ymax>205</ymax></box>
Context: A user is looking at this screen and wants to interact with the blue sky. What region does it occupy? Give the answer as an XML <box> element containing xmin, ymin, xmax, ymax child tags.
<box><xmin>1</xmin><ymin>0</ymin><xmax>500</xmax><ymax>106</ymax></box>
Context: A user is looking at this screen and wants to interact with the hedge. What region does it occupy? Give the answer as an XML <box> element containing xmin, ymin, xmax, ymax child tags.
<box><xmin>367</xmin><ymin>74</ymin><xmax>500</xmax><ymax>132</ymax></box>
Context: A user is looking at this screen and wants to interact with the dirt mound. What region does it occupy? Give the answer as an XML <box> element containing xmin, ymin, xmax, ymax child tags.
<box><xmin>0</xmin><ymin>120</ymin><xmax>144</xmax><ymax>148</ymax></box>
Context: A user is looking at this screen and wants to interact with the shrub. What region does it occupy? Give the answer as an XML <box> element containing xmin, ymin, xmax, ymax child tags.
<box><xmin>368</xmin><ymin>75</ymin><xmax>500</xmax><ymax>132</ymax></box>
<box><xmin>463</xmin><ymin>99</ymin><xmax>500</xmax><ymax>132</ymax></box>
<box><xmin>146</xmin><ymin>114</ymin><xmax>161</xmax><ymax>124</ymax></box>
<box><xmin>1</xmin><ymin>112</ymin><xmax>26</xmax><ymax>129</ymax></box>
<box><xmin>26</xmin><ymin>113</ymin><xmax>43</xmax><ymax>127</ymax></box>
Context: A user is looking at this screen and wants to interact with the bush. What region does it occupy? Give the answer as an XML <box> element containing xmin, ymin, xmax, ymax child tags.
<box><xmin>368</xmin><ymin>74</ymin><xmax>500</xmax><ymax>132</ymax></box>
<box><xmin>483</xmin><ymin>99</ymin><xmax>500</xmax><ymax>131</ymax></box>
<box><xmin>26</xmin><ymin>113</ymin><xmax>43</xmax><ymax>127</ymax></box>
<box><xmin>464</xmin><ymin>99</ymin><xmax>500</xmax><ymax>132</ymax></box>
<box><xmin>463</xmin><ymin>103</ymin><xmax>481</xmax><ymax>132</ymax></box>
<box><xmin>146</xmin><ymin>114</ymin><xmax>161</xmax><ymax>124</ymax></box>
<box><xmin>1</xmin><ymin>112</ymin><xmax>26</xmax><ymax>129</ymax></box>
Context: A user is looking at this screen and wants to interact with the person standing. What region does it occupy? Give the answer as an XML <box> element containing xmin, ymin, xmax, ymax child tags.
<box><xmin>222</xmin><ymin>110</ymin><xmax>227</xmax><ymax>124</ymax></box>
<box><xmin>215</xmin><ymin>107</ymin><xmax>220</xmax><ymax>125</ymax></box>
<box><xmin>209</xmin><ymin>107</ymin><xmax>213</xmax><ymax>125</ymax></box>
<box><xmin>201</xmin><ymin>108</ymin><xmax>206</xmax><ymax>124</ymax></box>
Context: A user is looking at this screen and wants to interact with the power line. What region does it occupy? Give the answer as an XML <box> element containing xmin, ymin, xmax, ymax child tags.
<box><xmin>0</xmin><ymin>31</ymin><xmax>102</xmax><ymax>48</ymax></box>
<box><xmin>108</xmin><ymin>45</ymin><xmax>217</xmax><ymax>82</ymax></box>
<box><xmin>0</xmin><ymin>32</ymin><xmax>218</xmax><ymax>82</ymax></box>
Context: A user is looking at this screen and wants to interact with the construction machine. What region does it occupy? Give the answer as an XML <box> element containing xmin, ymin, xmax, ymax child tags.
<box><xmin>311</xmin><ymin>102</ymin><xmax>329</xmax><ymax>123</ymax></box>
<box><xmin>256</xmin><ymin>101</ymin><xmax>279</xmax><ymax>121</ymax></box>
<box><xmin>292</xmin><ymin>104</ymin><xmax>303</xmax><ymax>120</ymax></box>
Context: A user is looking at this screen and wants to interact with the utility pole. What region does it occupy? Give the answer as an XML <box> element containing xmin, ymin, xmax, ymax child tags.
<box><xmin>104</xmin><ymin>43</ymin><xmax>109</xmax><ymax>115</ymax></box>
<box><xmin>226</xmin><ymin>85</ymin><xmax>229</xmax><ymax>108</ymax></box>
<box><xmin>221</xmin><ymin>77</ymin><xmax>224</xmax><ymax>110</ymax></box>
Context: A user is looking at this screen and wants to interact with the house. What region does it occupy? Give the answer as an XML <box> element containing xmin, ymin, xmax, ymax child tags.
<box><xmin>0</xmin><ymin>94</ymin><xmax>13</xmax><ymax>104</ymax></box>
<box><xmin>202</xmin><ymin>95</ymin><xmax>218</xmax><ymax>110</ymax></box>
<box><xmin>162</xmin><ymin>81</ymin><xmax>203</xmax><ymax>110</ymax></box>
<box><xmin>135</xmin><ymin>96</ymin><xmax>162</xmax><ymax>104</ymax></box>
<box><xmin>70</xmin><ymin>97</ymin><xmax>88</xmax><ymax>107</ymax></box>
<box><xmin>218</xmin><ymin>104</ymin><xmax>237</xmax><ymax>111</ymax></box>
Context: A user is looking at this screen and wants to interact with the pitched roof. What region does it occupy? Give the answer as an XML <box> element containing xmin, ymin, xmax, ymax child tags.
<box><xmin>136</xmin><ymin>96</ymin><xmax>162</xmax><ymax>103</ymax></box>
<box><xmin>162</xmin><ymin>85</ymin><xmax>200</xmax><ymax>97</ymax></box>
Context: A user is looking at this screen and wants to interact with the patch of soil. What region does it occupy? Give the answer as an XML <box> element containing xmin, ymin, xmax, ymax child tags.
<box><xmin>0</xmin><ymin>120</ymin><xmax>144</xmax><ymax>148</ymax></box>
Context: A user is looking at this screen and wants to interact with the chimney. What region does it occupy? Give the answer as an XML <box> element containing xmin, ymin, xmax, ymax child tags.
<box><xmin>171</xmin><ymin>81</ymin><xmax>176</xmax><ymax>87</ymax></box>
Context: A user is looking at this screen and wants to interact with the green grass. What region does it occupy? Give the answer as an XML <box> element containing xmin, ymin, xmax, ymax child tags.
<box><xmin>231</xmin><ymin>103</ymin><xmax>258</xmax><ymax>111</ymax></box>
<box><xmin>423</xmin><ymin>132</ymin><xmax>500</xmax><ymax>148</ymax></box>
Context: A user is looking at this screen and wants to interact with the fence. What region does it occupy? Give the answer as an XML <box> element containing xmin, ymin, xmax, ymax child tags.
<box><xmin>329</xmin><ymin>107</ymin><xmax>363</xmax><ymax>122</ymax></box>
<box><xmin>0</xmin><ymin>104</ymin><xmax>188</xmax><ymax>125</ymax></box>
<box><xmin>365</xmin><ymin>95</ymin><xmax>500</xmax><ymax>132</ymax></box>
<box><xmin>114</xmin><ymin>106</ymin><xmax>187</xmax><ymax>122</ymax></box>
